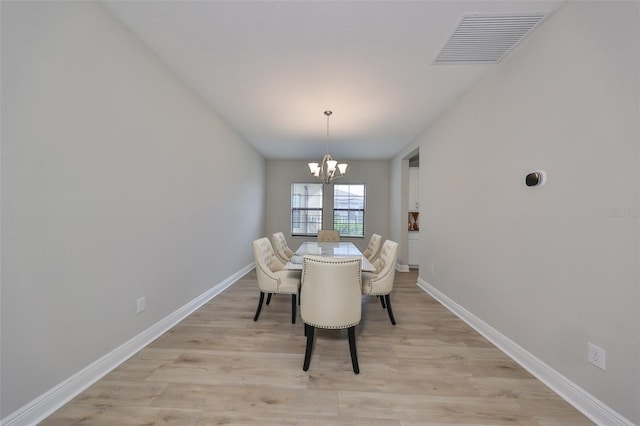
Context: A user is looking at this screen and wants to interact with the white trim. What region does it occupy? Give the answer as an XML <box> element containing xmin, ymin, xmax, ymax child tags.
<box><xmin>395</xmin><ymin>262</ymin><xmax>410</xmax><ymax>272</ymax></box>
<box><xmin>1</xmin><ymin>263</ymin><xmax>255</xmax><ymax>426</ymax></box>
<box><xmin>416</xmin><ymin>277</ymin><xmax>634</xmax><ymax>426</ymax></box>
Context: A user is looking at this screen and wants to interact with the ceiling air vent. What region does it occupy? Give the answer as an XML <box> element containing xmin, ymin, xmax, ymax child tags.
<box><xmin>434</xmin><ymin>13</ymin><xmax>547</xmax><ymax>64</ymax></box>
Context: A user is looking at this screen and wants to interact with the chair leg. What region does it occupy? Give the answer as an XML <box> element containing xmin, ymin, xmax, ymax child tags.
<box><xmin>266</xmin><ymin>293</ymin><xmax>272</xmax><ymax>305</ymax></box>
<box><xmin>253</xmin><ymin>292</ymin><xmax>265</xmax><ymax>321</ymax></box>
<box><xmin>303</xmin><ymin>324</ymin><xmax>315</xmax><ymax>371</ymax></box>
<box><xmin>291</xmin><ymin>294</ymin><xmax>297</xmax><ymax>324</ymax></box>
<box><xmin>348</xmin><ymin>326</ymin><xmax>360</xmax><ymax>374</ymax></box>
<box><xmin>380</xmin><ymin>295</ymin><xmax>386</xmax><ymax>309</ymax></box>
<box><xmin>384</xmin><ymin>294</ymin><xmax>396</xmax><ymax>325</ymax></box>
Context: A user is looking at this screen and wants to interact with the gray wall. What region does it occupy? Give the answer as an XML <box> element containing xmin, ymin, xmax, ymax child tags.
<box><xmin>392</xmin><ymin>1</ymin><xmax>639</xmax><ymax>422</ymax></box>
<box><xmin>265</xmin><ymin>159</ymin><xmax>390</xmax><ymax>253</ymax></box>
<box><xmin>1</xmin><ymin>1</ymin><xmax>265</xmax><ymax>417</ymax></box>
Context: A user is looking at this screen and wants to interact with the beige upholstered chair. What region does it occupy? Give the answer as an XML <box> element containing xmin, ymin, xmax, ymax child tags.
<box><xmin>252</xmin><ymin>237</ymin><xmax>301</xmax><ymax>324</ymax></box>
<box><xmin>362</xmin><ymin>233</ymin><xmax>382</xmax><ymax>263</ymax></box>
<box><xmin>361</xmin><ymin>240</ymin><xmax>399</xmax><ymax>325</ymax></box>
<box><xmin>317</xmin><ymin>230</ymin><xmax>340</xmax><ymax>242</ymax></box>
<box><xmin>271</xmin><ymin>232</ymin><xmax>294</xmax><ymax>264</ymax></box>
<box><xmin>301</xmin><ymin>255</ymin><xmax>362</xmax><ymax>374</ymax></box>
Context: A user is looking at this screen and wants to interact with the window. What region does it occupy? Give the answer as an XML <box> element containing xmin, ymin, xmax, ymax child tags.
<box><xmin>291</xmin><ymin>183</ymin><xmax>323</xmax><ymax>236</ymax></box>
<box><xmin>333</xmin><ymin>184</ymin><xmax>365</xmax><ymax>237</ymax></box>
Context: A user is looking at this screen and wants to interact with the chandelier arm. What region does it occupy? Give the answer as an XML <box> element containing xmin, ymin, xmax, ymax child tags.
<box><xmin>320</xmin><ymin>153</ymin><xmax>334</xmax><ymax>183</ymax></box>
<box><xmin>320</xmin><ymin>155</ymin><xmax>327</xmax><ymax>181</ymax></box>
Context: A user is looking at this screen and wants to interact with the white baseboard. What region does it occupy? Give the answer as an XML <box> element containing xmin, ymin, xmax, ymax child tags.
<box><xmin>396</xmin><ymin>263</ymin><xmax>410</xmax><ymax>272</ymax></box>
<box><xmin>416</xmin><ymin>277</ymin><xmax>634</xmax><ymax>426</ymax></box>
<box><xmin>1</xmin><ymin>263</ymin><xmax>255</xmax><ymax>426</ymax></box>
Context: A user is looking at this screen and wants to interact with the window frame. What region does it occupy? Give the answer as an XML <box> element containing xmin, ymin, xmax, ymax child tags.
<box><xmin>291</xmin><ymin>183</ymin><xmax>323</xmax><ymax>237</ymax></box>
<box><xmin>333</xmin><ymin>183</ymin><xmax>366</xmax><ymax>238</ymax></box>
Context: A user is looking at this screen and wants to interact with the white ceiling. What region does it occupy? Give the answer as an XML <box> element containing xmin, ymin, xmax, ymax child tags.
<box><xmin>103</xmin><ymin>0</ymin><xmax>563</xmax><ymax>160</ymax></box>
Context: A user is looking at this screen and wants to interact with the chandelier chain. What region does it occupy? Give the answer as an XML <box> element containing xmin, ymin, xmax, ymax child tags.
<box><xmin>325</xmin><ymin>110</ymin><xmax>332</xmax><ymax>154</ymax></box>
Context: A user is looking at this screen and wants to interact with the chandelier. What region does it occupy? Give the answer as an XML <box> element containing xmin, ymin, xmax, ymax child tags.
<box><xmin>308</xmin><ymin>110</ymin><xmax>348</xmax><ymax>184</ymax></box>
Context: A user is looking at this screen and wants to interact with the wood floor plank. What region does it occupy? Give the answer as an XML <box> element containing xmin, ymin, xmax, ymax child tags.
<box><xmin>40</xmin><ymin>404</ymin><xmax>202</xmax><ymax>425</ymax></box>
<box><xmin>103</xmin><ymin>348</ymin><xmax>185</xmax><ymax>382</ymax></box>
<box><xmin>42</xmin><ymin>268</ymin><xmax>592</xmax><ymax>425</ymax></box>
<box><xmin>151</xmin><ymin>383</ymin><xmax>339</xmax><ymax>417</ymax></box>
<box><xmin>63</xmin><ymin>380</ymin><xmax>168</xmax><ymax>407</ymax></box>
<box><xmin>337</xmin><ymin>391</ymin><xmax>530</xmax><ymax>424</ymax></box>
<box><xmin>195</xmin><ymin>412</ymin><xmax>300</xmax><ymax>425</ymax></box>
<box><xmin>144</xmin><ymin>350</ymin><xmax>309</xmax><ymax>388</ymax></box>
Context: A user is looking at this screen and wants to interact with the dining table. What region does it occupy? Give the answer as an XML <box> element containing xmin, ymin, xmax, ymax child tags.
<box><xmin>284</xmin><ymin>241</ymin><xmax>376</xmax><ymax>272</ymax></box>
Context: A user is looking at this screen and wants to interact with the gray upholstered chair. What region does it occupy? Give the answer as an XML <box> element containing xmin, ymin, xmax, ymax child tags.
<box><xmin>361</xmin><ymin>240</ymin><xmax>399</xmax><ymax>325</ymax></box>
<box><xmin>271</xmin><ymin>232</ymin><xmax>294</xmax><ymax>264</ymax></box>
<box><xmin>362</xmin><ymin>233</ymin><xmax>382</xmax><ymax>263</ymax></box>
<box><xmin>252</xmin><ymin>237</ymin><xmax>301</xmax><ymax>324</ymax></box>
<box><xmin>300</xmin><ymin>255</ymin><xmax>362</xmax><ymax>374</ymax></box>
<box><xmin>317</xmin><ymin>230</ymin><xmax>340</xmax><ymax>242</ymax></box>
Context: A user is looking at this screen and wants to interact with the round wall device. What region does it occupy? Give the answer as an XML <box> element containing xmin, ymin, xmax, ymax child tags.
<box><xmin>526</xmin><ymin>170</ymin><xmax>546</xmax><ymax>187</ymax></box>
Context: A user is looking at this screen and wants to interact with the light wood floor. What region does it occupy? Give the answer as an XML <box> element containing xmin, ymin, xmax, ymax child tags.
<box><xmin>42</xmin><ymin>268</ymin><xmax>592</xmax><ymax>425</ymax></box>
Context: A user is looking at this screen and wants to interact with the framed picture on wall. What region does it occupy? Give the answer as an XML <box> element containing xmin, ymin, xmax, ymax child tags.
<box><xmin>408</xmin><ymin>212</ymin><xmax>419</xmax><ymax>231</ymax></box>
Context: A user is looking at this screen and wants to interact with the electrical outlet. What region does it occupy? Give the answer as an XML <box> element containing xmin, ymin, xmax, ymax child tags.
<box><xmin>587</xmin><ymin>342</ymin><xmax>606</xmax><ymax>370</ymax></box>
<box><xmin>429</xmin><ymin>265</ymin><xmax>435</xmax><ymax>274</ymax></box>
<box><xmin>136</xmin><ymin>297</ymin><xmax>146</xmax><ymax>314</ymax></box>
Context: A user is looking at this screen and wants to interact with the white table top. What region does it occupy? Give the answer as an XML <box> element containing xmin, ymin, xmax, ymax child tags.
<box><xmin>284</xmin><ymin>241</ymin><xmax>376</xmax><ymax>272</ymax></box>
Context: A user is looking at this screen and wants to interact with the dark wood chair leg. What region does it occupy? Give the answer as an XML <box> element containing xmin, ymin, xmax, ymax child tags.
<box><xmin>253</xmin><ymin>292</ymin><xmax>265</xmax><ymax>321</ymax></box>
<box><xmin>303</xmin><ymin>324</ymin><xmax>315</xmax><ymax>371</ymax></box>
<box><xmin>291</xmin><ymin>294</ymin><xmax>297</xmax><ymax>324</ymax></box>
<box><xmin>348</xmin><ymin>326</ymin><xmax>359</xmax><ymax>374</ymax></box>
<box><xmin>384</xmin><ymin>294</ymin><xmax>396</xmax><ymax>325</ymax></box>
<box><xmin>266</xmin><ymin>293</ymin><xmax>272</xmax><ymax>305</ymax></box>
<box><xmin>380</xmin><ymin>295</ymin><xmax>386</xmax><ymax>309</ymax></box>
